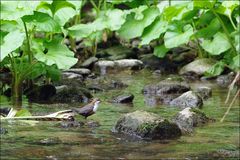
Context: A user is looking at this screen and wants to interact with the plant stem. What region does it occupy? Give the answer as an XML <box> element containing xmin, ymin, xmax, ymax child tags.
<box><xmin>192</xmin><ymin>21</ymin><xmax>204</xmax><ymax>58</ymax></box>
<box><xmin>212</xmin><ymin>9</ymin><xmax>237</xmax><ymax>53</ymax></box>
<box><xmin>69</xmin><ymin>36</ymin><xmax>76</xmax><ymax>53</ymax></box>
<box><xmin>229</xmin><ymin>15</ymin><xmax>237</xmax><ymax>30</ymax></box>
<box><xmin>90</xmin><ymin>0</ymin><xmax>100</xmax><ymax>16</ymax></box>
<box><xmin>23</xmin><ymin>21</ymin><xmax>32</xmax><ymax>64</ymax></box>
<box><xmin>168</xmin><ymin>0</ymin><xmax>171</xmax><ymax>6</ymax></box>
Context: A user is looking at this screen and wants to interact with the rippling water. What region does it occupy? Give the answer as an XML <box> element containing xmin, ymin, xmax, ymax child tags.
<box><xmin>1</xmin><ymin>70</ymin><xmax>239</xmax><ymax>159</ymax></box>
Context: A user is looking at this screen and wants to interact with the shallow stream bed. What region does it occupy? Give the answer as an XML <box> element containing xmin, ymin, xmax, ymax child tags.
<box><xmin>1</xmin><ymin>70</ymin><xmax>239</xmax><ymax>159</ymax></box>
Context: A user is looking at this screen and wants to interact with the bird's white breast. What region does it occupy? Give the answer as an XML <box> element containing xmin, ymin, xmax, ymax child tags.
<box><xmin>93</xmin><ymin>103</ymin><xmax>99</xmax><ymax>112</ymax></box>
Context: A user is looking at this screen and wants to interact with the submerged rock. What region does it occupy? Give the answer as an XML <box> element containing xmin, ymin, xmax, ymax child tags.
<box><xmin>216</xmin><ymin>72</ymin><xmax>235</xmax><ymax>86</ymax></box>
<box><xmin>38</xmin><ymin>137</ymin><xmax>62</xmax><ymax>146</ymax></box>
<box><xmin>86</xmin><ymin>120</ymin><xmax>100</xmax><ymax>128</ymax></box>
<box><xmin>170</xmin><ymin>91</ymin><xmax>203</xmax><ymax>108</ymax></box>
<box><xmin>60</xmin><ymin>121</ymin><xmax>84</xmax><ymax>128</ymax></box>
<box><xmin>179</xmin><ymin>58</ymin><xmax>217</xmax><ymax>76</ymax></box>
<box><xmin>111</xmin><ymin>94</ymin><xmax>134</xmax><ymax>103</ymax></box>
<box><xmin>0</xmin><ymin>128</ymin><xmax>8</xmax><ymax>134</ymax></box>
<box><xmin>94</xmin><ymin>60</ymin><xmax>115</xmax><ymax>74</ymax></box>
<box><xmin>112</xmin><ymin>110</ymin><xmax>181</xmax><ymax>139</ymax></box>
<box><xmin>173</xmin><ymin>107</ymin><xmax>211</xmax><ymax>134</ymax></box>
<box><xmin>196</xmin><ymin>86</ymin><xmax>212</xmax><ymax>100</ymax></box>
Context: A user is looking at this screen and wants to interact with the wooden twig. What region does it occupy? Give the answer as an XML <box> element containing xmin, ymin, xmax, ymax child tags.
<box><xmin>225</xmin><ymin>72</ymin><xmax>240</xmax><ymax>104</ymax></box>
<box><xmin>221</xmin><ymin>89</ymin><xmax>240</xmax><ymax>122</ymax></box>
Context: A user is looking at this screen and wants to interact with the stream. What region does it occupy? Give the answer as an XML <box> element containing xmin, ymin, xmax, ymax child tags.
<box><xmin>0</xmin><ymin>69</ymin><xmax>239</xmax><ymax>159</ymax></box>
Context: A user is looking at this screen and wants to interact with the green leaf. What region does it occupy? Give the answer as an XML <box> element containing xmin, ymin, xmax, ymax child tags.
<box><xmin>205</xmin><ymin>61</ymin><xmax>225</xmax><ymax>77</ymax></box>
<box><xmin>231</xmin><ymin>54</ymin><xmax>240</xmax><ymax>71</ymax></box>
<box><xmin>103</xmin><ymin>9</ymin><xmax>126</xmax><ymax>31</ymax></box>
<box><xmin>68</xmin><ymin>23</ymin><xmax>95</xmax><ymax>39</ymax></box>
<box><xmin>141</xmin><ymin>17</ymin><xmax>168</xmax><ymax>45</ymax></box>
<box><xmin>33</xmin><ymin>38</ymin><xmax>77</xmax><ymax>69</ymax></box>
<box><xmin>201</xmin><ymin>32</ymin><xmax>231</xmax><ymax>55</ymax></box>
<box><xmin>37</xmin><ymin>0</ymin><xmax>75</xmax><ymax>16</ymax></box>
<box><xmin>28</xmin><ymin>62</ymin><xmax>46</xmax><ymax>79</ymax></box>
<box><xmin>0</xmin><ymin>30</ymin><xmax>25</xmax><ymax>61</ymax></box>
<box><xmin>193</xmin><ymin>0</ymin><xmax>215</xmax><ymax>9</ymax></box>
<box><xmin>15</xmin><ymin>109</ymin><xmax>32</xmax><ymax>117</ymax></box>
<box><xmin>46</xmin><ymin>64</ymin><xmax>61</xmax><ymax>81</ymax></box>
<box><xmin>22</xmin><ymin>11</ymin><xmax>61</xmax><ymax>33</ymax></box>
<box><xmin>0</xmin><ymin>1</ymin><xmax>40</xmax><ymax>20</ymax></box>
<box><xmin>118</xmin><ymin>6</ymin><xmax>159</xmax><ymax>39</ymax></box>
<box><xmin>164</xmin><ymin>24</ymin><xmax>193</xmax><ymax>48</ymax></box>
<box><xmin>153</xmin><ymin>44</ymin><xmax>170</xmax><ymax>58</ymax></box>
<box><xmin>0</xmin><ymin>20</ymin><xmax>19</xmax><ymax>32</ymax></box>
<box><xmin>54</xmin><ymin>7</ymin><xmax>76</xmax><ymax>26</ymax></box>
<box><xmin>219</xmin><ymin>1</ymin><xmax>239</xmax><ymax>17</ymax></box>
<box><xmin>195</xmin><ymin>18</ymin><xmax>221</xmax><ymax>39</ymax></box>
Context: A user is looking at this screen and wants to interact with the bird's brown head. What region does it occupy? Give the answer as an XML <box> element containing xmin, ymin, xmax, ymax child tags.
<box><xmin>90</xmin><ymin>98</ymin><xmax>101</xmax><ymax>105</ymax></box>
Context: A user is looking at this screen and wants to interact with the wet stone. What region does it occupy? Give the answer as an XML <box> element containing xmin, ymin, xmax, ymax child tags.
<box><xmin>64</xmin><ymin>68</ymin><xmax>91</xmax><ymax>76</ymax></box>
<box><xmin>0</xmin><ymin>128</ymin><xmax>8</xmax><ymax>135</ymax></box>
<box><xmin>80</xmin><ymin>57</ymin><xmax>98</xmax><ymax>68</ymax></box>
<box><xmin>38</xmin><ymin>137</ymin><xmax>62</xmax><ymax>146</ymax></box>
<box><xmin>216</xmin><ymin>72</ymin><xmax>235</xmax><ymax>86</ymax></box>
<box><xmin>113</xmin><ymin>110</ymin><xmax>181</xmax><ymax>140</ymax></box>
<box><xmin>173</xmin><ymin>107</ymin><xmax>211</xmax><ymax>134</ymax></box>
<box><xmin>170</xmin><ymin>91</ymin><xmax>203</xmax><ymax>109</ymax></box>
<box><xmin>86</xmin><ymin>121</ymin><xmax>100</xmax><ymax>128</ymax></box>
<box><xmin>196</xmin><ymin>86</ymin><xmax>212</xmax><ymax>100</ymax></box>
<box><xmin>111</xmin><ymin>94</ymin><xmax>134</xmax><ymax>103</ymax></box>
<box><xmin>60</xmin><ymin>121</ymin><xmax>85</xmax><ymax>128</ymax></box>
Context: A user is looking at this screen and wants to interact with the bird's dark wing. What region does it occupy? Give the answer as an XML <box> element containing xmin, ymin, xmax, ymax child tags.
<box><xmin>72</xmin><ymin>104</ymin><xmax>94</xmax><ymax>116</ymax></box>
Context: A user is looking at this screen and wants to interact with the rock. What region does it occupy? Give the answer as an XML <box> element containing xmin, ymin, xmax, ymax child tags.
<box><xmin>112</xmin><ymin>110</ymin><xmax>181</xmax><ymax>139</ymax></box>
<box><xmin>64</xmin><ymin>68</ymin><xmax>91</xmax><ymax>76</ymax></box>
<box><xmin>170</xmin><ymin>91</ymin><xmax>203</xmax><ymax>109</ymax></box>
<box><xmin>111</xmin><ymin>94</ymin><xmax>134</xmax><ymax>103</ymax></box>
<box><xmin>196</xmin><ymin>86</ymin><xmax>212</xmax><ymax>100</ymax></box>
<box><xmin>86</xmin><ymin>121</ymin><xmax>100</xmax><ymax>128</ymax></box>
<box><xmin>96</xmin><ymin>45</ymin><xmax>136</xmax><ymax>60</ymax></box>
<box><xmin>115</xmin><ymin>59</ymin><xmax>143</xmax><ymax>70</ymax></box>
<box><xmin>55</xmin><ymin>85</ymin><xmax>68</xmax><ymax>94</ymax></box>
<box><xmin>143</xmin><ymin>78</ymin><xmax>190</xmax><ymax>105</ymax></box>
<box><xmin>51</xmin><ymin>86</ymin><xmax>92</xmax><ymax>103</ymax></box>
<box><xmin>0</xmin><ymin>128</ymin><xmax>8</xmax><ymax>134</ymax></box>
<box><xmin>143</xmin><ymin>79</ymin><xmax>190</xmax><ymax>95</ymax></box>
<box><xmin>38</xmin><ymin>137</ymin><xmax>62</xmax><ymax>145</ymax></box>
<box><xmin>140</xmin><ymin>54</ymin><xmax>178</xmax><ymax>72</ymax></box>
<box><xmin>179</xmin><ymin>58</ymin><xmax>217</xmax><ymax>76</ymax></box>
<box><xmin>62</xmin><ymin>72</ymin><xmax>83</xmax><ymax>81</ymax></box>
<box><xmin>80</xmin><ymin>57</ymin><xmax>98</xmax><ymax>68</ymax></box>
<box><xmin>26</xmin><ymin>84</ymin><xmax>56</xmax><ymax>102</ymax></box>
<box><xmin>60</xmin><ymin>121</ymin><xmax>84</xmax><ymax>128</ymax></box>
<box><xmin>173</xmin><ymin>107</ymin><xmax>211</xmax><ymax>134</ymax></box>
<box><xmin>216</xmin><ymin>72</ymin><xmax>235</xmax><ymax>86</ymax></box>
<box><xmin>207</xmin><ymin>149</ymin><xmax>240</xmax><ymax>159</ymax></box>
<box><xmin>94</xmin><ymin>60</ymin><xmax>116</xmax><ymax>74</ymax></box>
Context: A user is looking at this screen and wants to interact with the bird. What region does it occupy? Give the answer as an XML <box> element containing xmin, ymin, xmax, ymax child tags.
<box><xmin>71</xmin><ymin>98</ymin><xmax>101</xmax><ymax>119</ymax></box>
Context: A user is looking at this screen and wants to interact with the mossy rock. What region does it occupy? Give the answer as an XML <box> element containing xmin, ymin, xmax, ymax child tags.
<box><xmin>113</xmin><ymin>110</ymin><xmax>181</xmax><ymax>140</ymax></box>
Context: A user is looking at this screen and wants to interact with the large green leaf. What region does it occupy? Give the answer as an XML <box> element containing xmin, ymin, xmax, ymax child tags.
<box><xmin>103</xmin><ymin>9</ymin><xmax>126</xmax><ymax>31</ymax></box>
<box><xmin>68</xmin><ymin>23</ymin><xmax>96</xmax><ymax>39</ymax></box>
<box><xmin>201</xmin><ymin>32</ymin><xmax>231</xmax><ymax>55</ymax></box>
<box><xmin>153</xmin><ymin>44</ymin><xmax>169</xmax><ymax>58</ymax></box>
<box><xmin>195</xmin><ymin>18</ymin><xmax>221</xmax><ymax>39</ymax></box>
<box><xmin>205</xmin><ymin>61</ymin><xmax>225</xmax><ymax>77</ymax></box>
<box><xmin>37</xmin><ymin>0</ymin><xmax>75</xmax><ymax>16</ymax></box>
<box><xmin>231</xmin><ymin>54</ymin><xmax>240</xmax><ymax>70</ymax></box>
<box><xmin>0</xmin><ymin>20</ymin><xmax>19</xmax><ymax>32</ymax></box>
<box><xmin>22</xmin><ymin>11</ymin><xmax>61</xmax><ymax>33</ymax></box>
<box><xmin>218</xmin><ymin>1</ymin><xmax>239</xmax><ymax>17</ymax></box>
<box><xmin>118</xmin><ymin>6</ymin><xmax>160</xmax><ymax>39</ymax></box>
<box><xmin>45</xmin><ymin>64</ymin><xmax>61</xmax><ymax>81</ymax></box>
<box><xmin>54</xmin><ymin>7</ymin><xmax>76</xmax><ymax>26</ymax></box>
<box><xmin>0</xmin><ymin>1</ymin><xmax>40</xmax><ymax>20</ymax></box>
<box><xmin>193</xmin><ymin>0</ymin><xmax>215</xmax><ymax>9</ymax></box>
<box><xmin>0</xmin><ymin>30</ymin><xmax>25</xmax><ymax>61</ymax></box>
<box><xmin>141</xmin><ymin>17</ymin><xmax>168</xmax><ymax>45</ymax></box>
<box><xmin>33</xmin><ymin>38</ymin><xmax>77</xmax><ymax>69</ymax></box>
<box><xmin>164</xmin><ymin>24</ymin><xmax>193</xmax><ymax>48</ymax></box>
<box><xmin>162</xmin><ymin>2</ymin><xmax>194</xmax><ymax>21</ymax></box>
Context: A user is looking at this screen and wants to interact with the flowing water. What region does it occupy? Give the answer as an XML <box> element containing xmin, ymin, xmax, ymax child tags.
<box><xmin>0</xmin><ymin>70</ymin><xmax>239</xmax><ymax>159</ymax></box>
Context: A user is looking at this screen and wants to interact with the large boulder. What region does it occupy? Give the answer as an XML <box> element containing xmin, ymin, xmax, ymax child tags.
<box><xmin>112</xmin><ymin>110</ymin><xmax>181</xmax><ymax>139</ymax></box>
<box><xmin>173</xmin><ymin>107</ymin><xmax>211</xmax><ymax>134</ymax></box>
<box><xmin>64</xmin><ymin>68</ymin><xmax>91</xmax><ymax>76</ymax></box>
<box><xmin>170</xmin><ymin>91</ymin><xmax>203</xmax><ymax>109</ymax></box>
<box><xmin>94</xmin><ymin>60</ymin><xmax>115</xmax><ymax>74</ymax></box>
<box><xmin>179</xmin><ymin>58</ymin><xmax>217</xmax><ymax>76</ymax></box>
